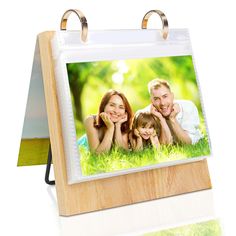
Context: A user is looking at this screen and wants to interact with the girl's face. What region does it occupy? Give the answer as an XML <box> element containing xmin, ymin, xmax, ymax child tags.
<box><xmin>104</xmin><ymin>95</ymin><xmax>126</xmax><ymax>122</ymax></box>
<box><xmin>137</xmin><ymin>122</ymin><xmax>154</xmax><ymax>140</ymax></box>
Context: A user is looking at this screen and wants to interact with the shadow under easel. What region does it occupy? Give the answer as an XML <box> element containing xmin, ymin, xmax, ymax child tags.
<box><xmin>46</xmin><ymin>186</ymin><xmax>216</xmax><ymax>236</ymax></box>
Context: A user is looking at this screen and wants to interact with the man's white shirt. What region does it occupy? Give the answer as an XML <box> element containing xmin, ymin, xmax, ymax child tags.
<box><xmin>174</xmin><ymin>100</ymin><xmax>203</xmax><ymax>144</ymax></box>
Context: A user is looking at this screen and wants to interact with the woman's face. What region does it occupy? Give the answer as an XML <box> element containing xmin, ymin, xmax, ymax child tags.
<box><xmin>104</xmin><ymin>95</ymin><xmax>126</xmax><ymax>122</ymax></box>
<box><xmin>137</xmin><ymin>122</ymin><xmax>154</xmax><ymax>140</ymax></box>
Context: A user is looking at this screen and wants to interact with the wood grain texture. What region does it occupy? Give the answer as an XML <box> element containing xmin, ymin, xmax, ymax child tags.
<box><xmin>38</xmin><ymin>31</ymin><xmax>212</xmax><ymax>216</ymax></box>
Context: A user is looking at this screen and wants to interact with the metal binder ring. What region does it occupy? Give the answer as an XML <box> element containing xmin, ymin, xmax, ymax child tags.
<box><xmin>60</xmin><ymin>9</ymin><xmax>88</xmax><ymax>43</ymax></box>
<box><xmin>141</xmin><ymin>10</ymin><xmax>169</xmax><ymax>40</ymax></box>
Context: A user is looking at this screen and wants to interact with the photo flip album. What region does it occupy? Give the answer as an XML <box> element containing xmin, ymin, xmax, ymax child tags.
<box><xmin>52</xmin><ymin>29</ymin><xmax>211</xmax><ymax>184</ymax></box>
<box><xmin>18</xmin><ymin>9</ymin><xmax>212</xmax><ymax>215</ymax></box>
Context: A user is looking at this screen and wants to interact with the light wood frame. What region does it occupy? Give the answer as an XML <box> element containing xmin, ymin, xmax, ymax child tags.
<box><xmin>38</xmin><ymin>31</ymin><xmax>211</xmax><ymax>216</ymax></box>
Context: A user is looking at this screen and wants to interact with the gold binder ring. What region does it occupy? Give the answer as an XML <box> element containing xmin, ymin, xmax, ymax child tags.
<box><xmin>141</xmin><ymin>10</ymin><xmax>168</xmax><ymax>40</ymax></box>
<box><xmin>60</xmin><ymin>9</ymin><xmax>88</xmax><ymax>43</ymax></box>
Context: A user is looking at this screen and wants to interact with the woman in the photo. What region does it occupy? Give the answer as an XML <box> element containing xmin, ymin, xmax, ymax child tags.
<box><xmin>129</xmin><ymin>112</ymin><xmax>160</xmax><ymax>151</ymax></box>
<box><xmin>79</xmin><ymin>89</ymin><xmax>133</xmax><ymax>154</ymax></box>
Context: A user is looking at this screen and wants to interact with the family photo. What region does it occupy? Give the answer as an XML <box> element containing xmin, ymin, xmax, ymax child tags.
<box><xmin>67</xmin><ymin>56</ymin><xmax>211</xmax><ymax>176</ymax></box>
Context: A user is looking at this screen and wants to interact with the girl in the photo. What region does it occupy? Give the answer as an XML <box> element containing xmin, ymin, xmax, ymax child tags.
<box><xmin>78</xmin><ymin>89</ymin><xmax>133</xmax><ymax>154</ymax></box>
<box><xmin>129</xmin><ymin>112</ymin><xmax>160</xmax><ymax>151</ymax></box>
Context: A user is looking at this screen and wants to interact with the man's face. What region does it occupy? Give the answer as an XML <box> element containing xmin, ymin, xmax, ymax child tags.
<box><xmin>150</xmin><ymin>85</ymin><xmax>174</xmax><ymax>117</ymax></box>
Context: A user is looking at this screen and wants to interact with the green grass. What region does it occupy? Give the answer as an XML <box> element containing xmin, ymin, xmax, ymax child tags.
<box><xmin>17</xmin><ymin>138</ymin><xmax>50</xmax><ymax>166</ymax></box>
<box><xmin>143</xmin><ymin>219</ymin><xmax>222</xmax><ymax>236</ymax></box>
<box><xmin>80</xmin><ymin>136</ymin><xmax>211</xmax><ymax>176</ymax></box>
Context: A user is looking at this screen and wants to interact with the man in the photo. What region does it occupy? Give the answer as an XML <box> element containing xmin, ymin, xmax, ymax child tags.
<box><xmin>140</xmin><ymin>79</ymin><xmax>203</xmax><ymax>145</ymax></box>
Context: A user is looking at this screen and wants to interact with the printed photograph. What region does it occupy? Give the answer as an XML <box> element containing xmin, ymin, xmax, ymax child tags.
<box><xmin>66</xmin><ymin>55</ymin><xmax>211</xmax><ymax>176</ymax></box>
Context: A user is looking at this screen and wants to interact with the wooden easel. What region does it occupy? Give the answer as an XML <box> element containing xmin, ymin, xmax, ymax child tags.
<box><xmin>37</xmin><ymin>29</ymin><xmax>211</xmax><ymax>216</ymax></box>
<box><xmin>20</xmin><ymin>9</ymin><xmax>212</xmax><ymax>216</ymax></box>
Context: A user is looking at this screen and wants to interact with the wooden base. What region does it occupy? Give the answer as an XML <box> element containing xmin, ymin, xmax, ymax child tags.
<box><xmin>38</xmin><ymin>31</ymin><xmax>211</xmax><ymax>216</ymax></box>
<box><xmin>61</xmin><ymin>160</ymin><xmax>211</xmax><ymax>216</ymax></box>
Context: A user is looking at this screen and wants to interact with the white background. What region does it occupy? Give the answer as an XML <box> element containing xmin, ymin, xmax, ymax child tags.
<box><xmin>0</xmin><ymin>0</ymin><xmax>235</xmax><ymax>235</ymax></box>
